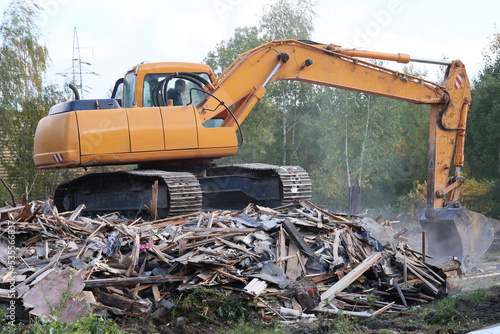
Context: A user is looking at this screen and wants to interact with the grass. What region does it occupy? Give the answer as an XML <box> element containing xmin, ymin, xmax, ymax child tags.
<box><xmin>480</xmin><ymin>251</ymin><xmax>500</xmax><ymax>261</ymax></box>
<box><xmin>418</xmin><ymin>288</ymin><xmax>491</xmax><ymax>330</ymax></box>
<box><xmin>0</xmin><ymin>311</ymin><xmax>130</xmax><ymax>334</ymax></box>
<box><xmin>172</xmin><ymin>286</ymin><xmax>254</xmax><ymax>324</ymax></box>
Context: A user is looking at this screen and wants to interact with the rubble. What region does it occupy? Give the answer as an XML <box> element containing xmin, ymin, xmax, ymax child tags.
<box><xmin>0</xmin><ymin>199</ymin><xmax>457</xmax><ymax>323</ymax></box>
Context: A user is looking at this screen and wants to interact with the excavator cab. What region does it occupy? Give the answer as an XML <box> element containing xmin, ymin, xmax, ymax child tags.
<box><xmin>111</xmin><ymin>63</ymin><xmax>214</xmax><ymax>109</ymax></box>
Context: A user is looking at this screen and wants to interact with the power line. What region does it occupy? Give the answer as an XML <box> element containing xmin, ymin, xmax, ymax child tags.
<box><xmin>56</xmin><ymin>27</ymin><xmax>99</xmax><ymax>98</ymax></box>
<box><xmin>72</xmin><ymin>27</ymin><xmax>83</xmax><ymax>97</ymax></box>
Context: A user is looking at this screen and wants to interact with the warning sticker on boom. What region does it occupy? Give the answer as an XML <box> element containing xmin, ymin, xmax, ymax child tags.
<box><xmin>454</xmin><ymin>73</ymin><xmax>465</xmax><ymax>89</ymax></box>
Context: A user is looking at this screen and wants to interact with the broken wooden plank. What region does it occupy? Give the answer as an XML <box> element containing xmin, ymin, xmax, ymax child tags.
<box><xmin>209</xmin><ymin>266</ymin><xmax>248</xmax><ymax>284</ymax></box>
<box><xmin>68</xmin><ymin>204</ymin><xmax>86</xmax><ymax>222</ymax></box>
<box><xmin>404</xmin><ymin>264</ymin><xmax>439</xmax><ymax>295</ymax></box>
<box><xmin>320</xmin><ymin>252</ymin><xmax>381</xmax><ymax>303</ymax></box>
<box><xmin>84</xmin><ymin>275</ymin><xmax>184</xmax><ymax>288</ymax></box>
<box><xmin>297</xmin><ymin>250</ymin><xmax>307</xmax><ymax>278</ymax></box>
<box><xmin>182</xmin><ymin>227</ymin><xmax>256</xmax><ymax>233</ymax></box>
<box><xmin>285</xmin><ymin>241</ymin><xmax>299</xmax><ymax>281</ymax></box>
<box><xmin>305</xmin><ymin>200</ymin><xmax>350</xmax><ymax>222</ymax></box>
<box><xmin>372</xmin><ymin>301</ymin><xmax>395</xmax><ymax>316</ymax></box>
<box><xmin>214</xmin><ymin>237</ymin><xmax>258</xmax><ymax>259</ymax></box>
<box><xmin>126</xmin><ymin>234</ymin><xmax>140</xmax><ymax>277</ymax></box>
<box><xmin>94</xmin><ymin>290</ymin><xmax>134</xmax><ymax>311</ymax></box>
<box><xmin>151</xmin><ymin>180</ymin><xmax>159</xmax><ymax>220</ymax></box>
<box><xmin>393</xmin><ymin>278</ymin><xmax>407</xmax><ymax>307</ymax></box>
<box><xmin>279</xmin><ymin>227</ymin><xmax>286</xmax><ymax>271</ymax></box>
<box><xmin>282</xmin><ymin>219</ymin><xmax>315</xmax><ymax>259</ymax></box>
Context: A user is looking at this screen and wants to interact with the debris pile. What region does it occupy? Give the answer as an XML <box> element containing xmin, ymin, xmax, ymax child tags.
<box><xmin>0</xmin><ymin>200</ymin><xmax>460</xmax><ymax>323</ymax></box>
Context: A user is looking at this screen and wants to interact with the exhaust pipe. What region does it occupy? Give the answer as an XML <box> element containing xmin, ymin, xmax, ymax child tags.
<box><xmin>69</xmin><ymin>83</ymin><xmax>80</xmax><ymax>100</ymax></box>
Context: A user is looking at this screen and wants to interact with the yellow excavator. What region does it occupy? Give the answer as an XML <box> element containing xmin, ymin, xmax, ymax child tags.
<box><xmin>33</xmin><ymin>40</ymin><xmax>493</xmax><ymax>270</ymax></box>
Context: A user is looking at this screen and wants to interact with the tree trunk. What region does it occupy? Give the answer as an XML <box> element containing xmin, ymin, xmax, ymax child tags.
<box><xmin>344</xmin><ymin>100</ymin><xmax>351</xmax><ymax>188</ymax></box>
<box><xmin>358</xmin><ymin>95</ymin><xmax>371</xmax><ymax>184</ymax></box>
<box><xmin>282</xmin><ymin>107</ymin><xmax>287</xmax><ymax>165</ymax></box>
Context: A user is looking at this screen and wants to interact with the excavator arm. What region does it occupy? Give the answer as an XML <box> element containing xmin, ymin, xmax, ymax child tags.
<box><xmin>194</xmin><ymin>40</ymin><xmax>492</xmax><ymax>269</ymax></box>
<box><xmin>197</xmin><ymin>40</ymin><xmax>468</xmax><ymax>211</ymax></box>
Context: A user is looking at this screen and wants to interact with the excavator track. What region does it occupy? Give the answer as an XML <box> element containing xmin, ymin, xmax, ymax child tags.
<box><xmin>54</xmin><ymin>170</ymin><xmax>202</xmax><ymax>218</ymax></box>
<box><xmin>128</xmin><ymin>170</ymin><xmax>202</xmax><ymax>216</ymax></box>
<box><xmin>228</xmin><ymin>164</ymin><xmax>312</xmax><ymax>203</ymax></box>
<box><xmin>54</xmin><ymin>164</ymin><xmax>311</xmax><ymax>218</ymax></box>
<box><xmin>276</xmin><ymin>165</ymin><xmax>313</xmax><ymax>203</ymax></box>
<box><xmin>199</xmin><ymin>163</ymin><xmax>312</xmax><ymax>209</ymax></box>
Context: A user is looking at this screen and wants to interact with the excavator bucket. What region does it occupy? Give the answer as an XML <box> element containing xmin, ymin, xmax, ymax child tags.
<box><xmin>419</xmin><ymin>205</ymin><xmax>494</xmax><ymax>271</ymax></box>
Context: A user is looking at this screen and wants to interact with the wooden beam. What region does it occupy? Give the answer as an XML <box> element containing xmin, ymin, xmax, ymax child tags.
<box><xmin>320</xmin><ymin>252</ymin><xmax>381</xmax><ymax>303</ymax></box>
<box><xmin>84</xmin><ymin>275</ymin><xmax>184</xmax><ymax>288</ymax></box>
<box><xmin>286</xmin><ymin>242</ymin><xmax>299</xmax><ymax>281</ymax></box>
<box><xmin>283</xmin><ymin>219</ymin><xmax>315</xmax><ymax>259</ymax></box>
<box><xmin>372</xmin><ymin>302</ymin><xmax>395</xmax><ymax>316</ymax></box>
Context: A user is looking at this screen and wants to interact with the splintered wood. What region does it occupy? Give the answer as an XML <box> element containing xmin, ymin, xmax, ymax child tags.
<box><xmin>0</xmin><ymin>199</ymin><xmax>454</xmax><ymax>323</ymax></box>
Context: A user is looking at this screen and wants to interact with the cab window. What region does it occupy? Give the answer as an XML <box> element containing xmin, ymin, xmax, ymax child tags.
<box><xmin>123</xmin><ymin>70</ymin><xmax>136</xmax><ymax>108</ymax></box>
<box><xmin>143</xmin><ymin>73</ymin><xmax>211</xmax><ymax>107</ymax></box>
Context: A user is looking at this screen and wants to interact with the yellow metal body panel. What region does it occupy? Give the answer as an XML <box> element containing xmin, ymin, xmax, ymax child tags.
<box><xmin>427</xmin><ymin>61</ymin><xmax>471</xmax><ymax>209</ymax></box>
<box><xmin>79</xmin><ymin>146</ymin><xmax>238</xmax><ymax>166</ymax></box>
<box><xmin>34</xmin><ymin>106</ymin><xmax>238</xmax><ymax>168</ymax></box>
<box><xmin>161</xmin><ymin>106</ymin><xmax>198</xmax><ymax>150</ymax></box>
<box><xmin>127</xmin><ymin>107</ymin><xmax>165</xmax><ymax>151</ymax></box>
<box><xmin>33</xmin><ymin>112</ymin><xmax>80</xmax><ymax>168</ymax></box>
<box><xmin>198</xmin><ymin>126</ymin><xmax>237</xmax><ymax>149</ymax></box>
<box><xmin>77</xmin><ymin>109</ymin><xmax>130</xmax><ymax>155</ymax></box>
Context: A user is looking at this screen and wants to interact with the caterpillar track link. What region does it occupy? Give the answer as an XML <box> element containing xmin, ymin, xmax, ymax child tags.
<box><xmin>54</xmin><ymin>164</ymin><xmax>312</xmax><ymax>218</ymax></box>
<box><xmin>199</xmin><ymin>163</ymin><xmax>312</xmax><ymax>209</ymax></box>
<box><xmin>54</xmin><ymin>170</ymin><xmax>202</xmax><ymax>218</ymax></box>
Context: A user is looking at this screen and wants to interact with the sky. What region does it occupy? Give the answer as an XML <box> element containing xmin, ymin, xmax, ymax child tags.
<box><xmin>0</xmin><ymin>0</ymin><xmax>498</xmax><ymax>99</ymax></box>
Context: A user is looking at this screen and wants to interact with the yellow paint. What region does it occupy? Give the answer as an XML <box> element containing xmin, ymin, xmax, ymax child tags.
<box><xmin>33</xmin><ymin>112</ymin><xmax>80</xmax><ymax>168</ymax></box>
<box><xmin>77</xmin><ymin>109</ymin><xmax>130</xmax><ymax>155</ymax></box>
<box><xmin>127</xmin><ymin>107</ymin><xmax>165</xmax><ymax>152</ymax></box>
<box><xmin>161</xmin><ymin>106</ymin><xmax>198</xmax><ymax>150</ymax></box>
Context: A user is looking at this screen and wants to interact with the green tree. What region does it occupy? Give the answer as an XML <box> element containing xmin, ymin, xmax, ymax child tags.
<box><xmin>463</xmin><ymin>31</ymin><xmax>500</xmax><ymax>218</ymax></box>
<box><xmin>205</xmin><ymin>26</ymin><xmax>263</xmax><ymax>77</ymax></box>
<box><xmin>312</xmin><ymin>65</ymin><xmax>431</xmax><ymax>212</ymax></box>
<box><xmin>259</xmin><ymin>0</ymin><xmax>316</xmax><ymax>165</ymax></box>
<box><xmin>0</xmin><ymin>0</ymin><xmax>64</xmax><ymax>202</ymax></box>
<box><xmin>466</xmin><ymin>32</ymin><xmax>500</xmax><ymax>179</ymax></box>
<box><xmin>204</xmin><ymin>0</ymin><xmax>318</xmax><ymax>166</ymax></box>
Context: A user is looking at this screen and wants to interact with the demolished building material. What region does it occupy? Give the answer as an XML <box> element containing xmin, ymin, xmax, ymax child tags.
<box><xmin>0</xmin><ymin>199</ymin><xmax>457</xmax><ymax>323</ymax></box>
